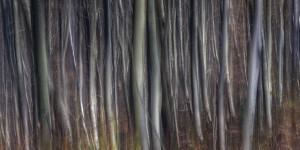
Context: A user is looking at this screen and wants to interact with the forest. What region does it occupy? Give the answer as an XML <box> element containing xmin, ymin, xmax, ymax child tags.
<box><xmin>0</xmin><ymin>0</ymin><xmax>300</xmax><ymax>149</ymax></box>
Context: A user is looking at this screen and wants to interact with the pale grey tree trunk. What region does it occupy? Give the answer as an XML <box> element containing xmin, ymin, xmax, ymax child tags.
<box><xmin>148</xmin><ymin>0</ymin><xmax>162</xmax><ymax>149</ymax></box>
<box><xmin>192</xmin><ymin>0</ymin><xmax>203</xmax><ymax>140</ymax></box>
<box><xmin>242</xmin><ymin>0</ymin><xmax>262</xmax><ymax>149</ymax></box>
<box><xmin>88</xmin><ymin>0</ymin><xmax>99</xmax><ymax>148</ymax></box>
<box><xmin>218</xmin><ymin>0</ymin><xmax>229</xmax><ymax>149</ymax></box>
<box><xmin>279</xmin><ymin>0</ymin><xmax>284</xmax><ymax>105</ymax></box>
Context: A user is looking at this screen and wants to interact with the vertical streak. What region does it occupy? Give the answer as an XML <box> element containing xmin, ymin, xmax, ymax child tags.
<box><xmin>172</xmin><ymin>0</ymin><xmax>180</xmax><ymax>147</ymax></box>
<box><xmin>32</xmin><ymin>0</ymin><xmax>52</xmax><ymax>148</ymax></box>
<box><xmin>293</xmin><ymin>0</ymin><xmax>299</xmax><ymax>72</ymax></box>
<box><xmin>12</xmin><ymin>0</ymin><xmax>29</xmax><ymax>149</ymax></box>
<box><xmin>132</xmin><ymin>0</ymin><xmax>149</xmax><ymax>149</ymax></box>
<box><xmin>105</xmin><ymin>0</ymin><xmax>118</xmax><ymax>149</ymax></box>
<box><xmin>242</xmin><ymin>0</ymin><xmax>262</xmax><ymax>149</ymax></box>
<box><xmin>148</xmin><ymin>0</ymin><xmax>162</xmax><ymax>149</ymax></box>
<box><xmin>225</xmin><ymin>0</ymin><xmax>236</xmax><ymax>118</ymax></box>
<box><xmin>264</xmin><ymin>0</ymin><xmax>273</xmax><ymax>130</ymax></box>
<box><xmin>88</xmin><ymin>0</ymin><xmax>99</xmax><ymax>148</ymax></box>
<box><xmin>218</xmin><ymin>0</ymin><xmax>229</xmax><ymax>149</ymax></box>
<box><xmin>199</xmin><ymin>0</ymin><xmax>212</xmax><ymax>121</ymax></box>
<box><xmin>78</xmin><ymin>9</ymin><xmax>90</xmax><ymax>146</ymax></box>
<box><xmin>279</xmin><ymin>0</ymin><xmax>284</xmax><ymax>105</ymax></box>
<box><xmin>60</xmin><ymin>0</ymin><xmax>72</xmax><ymax>144</ymax></box>
<box><xmin>192</xmin><ymin>0</ymin><xmax>203</xmax><ymax>140</ymax></box>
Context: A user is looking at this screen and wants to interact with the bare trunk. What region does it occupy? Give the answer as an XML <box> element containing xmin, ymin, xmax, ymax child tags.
<box><xmin>262</xmin><ymin>0</ymin><xmax>272</xmax><ymax>130</ymax></box>
<box><xmin>242</xmin><ymin>0</ymin><xmax>262</xmax><ymax>149</ymax></box>
<box><xmin>88</xmin><ymin>0</ymin><xmax>99</xmax><ymax>148</ymax></box>
<box><xmin>192</xmin><ymin>0</ymin><xmax>203</xmax><ymax>139</ymax></box>
<box><xmin>218</xmin><ymin>0</ymin><xmax>229</xmax><ymax>149</ymax></box>
<box><xmin>32</xmin><ymin>0</ymin><xmax>52</xmax><ymax>148</ymax></box>
<box><xmin>199</xmin><ymin>0</ymin><xmax>212</xmax><ymax>122</ymax></box>
<box><xmin>279</xmin><ymin>0</ymin><xmax>284</xmax><ymax>105</ymax></box>
<box><xmin>148</xmin><ymin>0</ymin><xmax>162</xmax><ymax>149</ymax></box>
<box><xmin>105</xmin><ymin>0</ymin><xmax>118</xmax><ymax>149</ymax></box>
<box><xmin>12</xmin><ymin>0</ymin><xmax>30</xmax><ymax>149</ymax></box>
<box><xmin>132</xmin><ymin>0</ymin><xmax>149</xmax><ymax>149</ymax></box>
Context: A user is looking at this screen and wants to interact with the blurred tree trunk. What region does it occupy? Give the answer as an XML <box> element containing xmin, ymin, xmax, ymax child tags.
<box><xmin>132</xmin><ymin>0</ymin><xmax>149</xmax><ymax>149</ymax></box>
<box><xmin>32</xmin><ymin>0</ymin><xmax>51</xmax><ymax>149</ymax></box>
<box><xmin>1</xmin><ymin>0</ymin><xmax>300</xmax><ymax>149</ymax></box>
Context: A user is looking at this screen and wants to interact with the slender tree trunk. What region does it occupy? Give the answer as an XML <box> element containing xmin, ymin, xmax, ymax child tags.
<box><xmin>1</xmin><ymin>0</ymin><xmax>22</xmax><ymax>147</ymax></box>
<box><xmin>199</xmin><ymin>0</ymin><xmax>212</xmax><ymax>122</ymax></box>
<box><xmin>132</xmin><ymin>0</ymin><xmax>149</xmax><ymax>149</ymax></box>
<box><xmin>192</xmin><ymin>0</ymin><xmax>203</xmax><ymax>140</ymax></box>
<box><xmin>225</xmin><ymin>1</ymin><xmax>236</xmax><ymax>118</ymax></box>
<box><xmin>105</xmin><ymin>0</ymin><xmax>118</xmax><ymax>149</ymax></box>
<box><xmin>242</xmin><ymin>0</ymin><xmax>262</xmax><ymax>149</ymax></box>
<box><xmin>77</xmin><ymin>2</ymin><xmax>90</xmax><ymax>145</ymax></box>
<box><xmin>88</xmin><ymin>0</ymin><xmax>99</xmax><ymax>148</ymax></box>
<box><xmin>148</xmin><ymin>0</ymin><xmax>162</xmax><ymax>149</ymax></box>
<box><xmin>258</xmin><ymin>64</ymin><xmax>264</xmax><ymax>132</ymax></box>
<box><xmin>262</xmin><ymin>0</ymin><xmax>272</xmax><ymax>130</ymax></box>
<box><xmin>32</xmin><ymin>0</ymin><xmax>52</xmax><ymax>148</ymax></box>
<box><xmin>66</xmin><ymin>0</ymin><xmax>81</xmax><ymax>146</ymax></box>
<box><xmin>59</xmin><ymin>1</ymin><xmax>72</xmax><ymax>145</ymax></box>
<box><xmin>12</xmin><ymin>0</ymin><xmax>29</xmax><ymax>149</ymax></box>
<box><xmin>279</xmin><ymin>0</ymin><xmax>284</xmax><ymax>105</ymax></box>
<box><xmin>171</xmin><ymin>0</ymin><xmax>180</xmax><ymax>147</ymax></box>
<box><xmin>218</xmin><ymin>0</ymin><xmax>229</xmax><ymax>149</ymax></box>
<box><xmin>293</xmin><ymin>0</ymin><xmax>299</xmax><ymax>70</ymax></box>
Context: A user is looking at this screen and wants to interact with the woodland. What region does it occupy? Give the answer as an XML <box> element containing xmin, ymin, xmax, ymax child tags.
<box><xmin>0</xmin><ymin>0</ymin><xmax>300</xmax><ymax>149</ymax></box>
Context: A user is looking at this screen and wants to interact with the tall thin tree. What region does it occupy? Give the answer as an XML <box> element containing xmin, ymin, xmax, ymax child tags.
<box><xmin>132</xmin><ymin>0</ymin><xmax>149</xmax><ymax>149</ymax></box>
<box><xmin>148</xmin><ymin>0</ymin><xmax>162</xmax><ymax>149</ymax></box>
<box><xmin>242</xmin><ymin>0</ymin><xmax>262</xmax><ymax>149</ymax></box>
<box><xmin>262</xmin><ymin>0</ymin><xmax>272</xmax><ymax>130</ymax></box>
<box><xmin>12</xmin><ymin>0</ymin><xmax>30</xmax><ymax>149</ymax></box>
<box><xmin>218</xmin><ymin>0</ymin><xmax>230</xmax><ymax>149</ymax></box>
<box><xmin>32</xmin><ymin>0</ymin><xmax>52</xmax><ymax>148</ymax></box>
<box><xmin>88</xmin><ymin>0</ymin><xmax>99</xmax><ymax>148</ymax></box>
<box><xmin>199</xmin><ymin>0</ymin><xmax>212</xmax><ymax>121</ymax></box>
<box><xmin>192</xmin><ymin>0</ymin><xmax>203</xmax><ymax>139</ymax></box>
<box><xmin>105</xmin><ymin>0</ymin><xmax>118</xmax><ymax>149</ymax></box>
<box><xmin>278</xmin><ymin>0</ymin><xmax>284</xmax><ymax>105</ymax></box>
